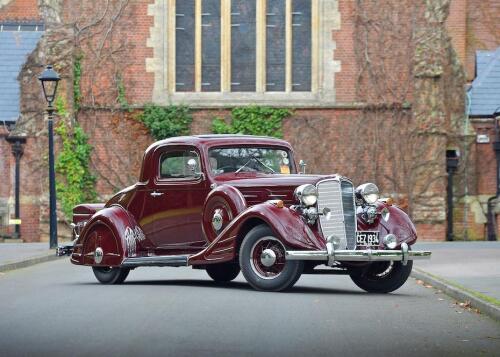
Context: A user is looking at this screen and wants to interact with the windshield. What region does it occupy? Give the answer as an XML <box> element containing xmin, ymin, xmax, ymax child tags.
<box><xmin>208</xmin><ymin>147</ymin><xmax>294</xmax><ymax>175</ymax></box>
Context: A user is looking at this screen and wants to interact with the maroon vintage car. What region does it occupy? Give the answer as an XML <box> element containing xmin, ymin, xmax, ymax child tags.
<box><xmin>59</xmin><ymin>135</ymin><xmax>431</xmax><ymax>292</ymax></box>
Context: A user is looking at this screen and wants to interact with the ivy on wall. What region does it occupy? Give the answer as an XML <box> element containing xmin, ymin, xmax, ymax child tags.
<box><xmin>138</xmin><ymin>104</ymin><xmax>193</xmax><ymax>140</ymax></box>
<box><xmin>116</xmin><ymin>74</ymin><xmax>130</xmax><ymax>111</ymax></box>
<box><xmin>54</xmin><ymin>96</ymin><xmax>97</xmax><ymax>220</ymax></box>
<box><xmin>212</xmin><ymin>106</ymin><xmax>291</xmax><ymax>138</ymax></box>
<box><xmin>73</xmin><ymin>54</ymin><xmax>82</xmax><ymax>112</ymax></box>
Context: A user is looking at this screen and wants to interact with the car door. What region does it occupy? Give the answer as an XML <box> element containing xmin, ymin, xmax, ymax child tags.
<box><xmin>139</xmin><ymin>146</ymin><xmax>209</xmax><ymax>253</ymax></box>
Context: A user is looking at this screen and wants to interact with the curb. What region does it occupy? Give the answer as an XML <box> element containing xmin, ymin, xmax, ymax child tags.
<box><xmin>411</xmin><ymin>268</ymin><xmax>500</xmax><ymax>322</ymax></box>
<box><xmin>0</xmin><ymin>252</ymin><xmax>62</xmax><ymax>273</ymax></box>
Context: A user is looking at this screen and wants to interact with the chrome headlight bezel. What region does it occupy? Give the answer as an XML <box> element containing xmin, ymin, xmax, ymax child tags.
<box><xmin>294</xmin><ymin>184</ymin><xmax>318</xmax><ymax>207</ymax></box>
<box><xmin>356</xmin><ymin>183</ymin><xmax>380</xmax><ymax>204</ymax></box>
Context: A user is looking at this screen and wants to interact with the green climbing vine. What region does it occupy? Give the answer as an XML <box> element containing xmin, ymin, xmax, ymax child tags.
<box><xmin>54</xmin><ymin>96</ymin><xmax>97</xmax><ymax>220</ymax></box>
<box><xmin>212</xmin><ymin>106</ymin><xmax>291</xmax><ymax>138</ymax></box>
<box><xmin>138</xmin><ymin>104</ymin><xmax>193</xmax><ymax>140</ymax></box>
<box><xmin>73</xmin><ymin>54</ymin><xmax>82</xmax><ymax>112</ymax></box>
<box><xmin>116</xmin><ymin>74</ymin><xmax>130</xmax><ymax>111</ymax></box>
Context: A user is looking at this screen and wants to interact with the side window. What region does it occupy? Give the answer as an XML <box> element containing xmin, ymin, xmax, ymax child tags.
<box><xmin>159</xmin><ymin>150</ymin><xmax>200</xmax><ymax>179</ymax></box>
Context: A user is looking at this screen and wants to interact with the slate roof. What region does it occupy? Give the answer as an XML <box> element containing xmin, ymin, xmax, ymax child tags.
<box><xmin>0</xmin><ymin>25</ymin><xmax>43</xmax><ymax>123</ymax></box>
<box><xmin>469</xmin><ymin>47</ymin><xmax>500</xmax><ymax>117</ymax></box>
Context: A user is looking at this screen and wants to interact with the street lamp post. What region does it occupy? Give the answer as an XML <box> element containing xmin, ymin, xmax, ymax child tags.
<box><xmin>38</xmin><ymin>65</ymin><xmax>60</xmax><ymax>249</ymax></box>
<box><xmin>446</xmin><ymin>148</ymin><xmax>460</xmax><ymax>242</ymax></box>
<box><xmin>5</xmin><ymin>135</ymin><xmax>26</xmax><ymax>239</ymax></box>
<box><xmin>486</xmin><ymin>109</ymin><xmax>500</xmax><ymax>241</ymax></box>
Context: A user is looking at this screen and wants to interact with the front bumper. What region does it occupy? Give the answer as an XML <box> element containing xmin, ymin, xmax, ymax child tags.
<box><xmin>56</xmin><ymin>242</ymin><xmax>74</xmax><ymax>256</ymax></box>
<box><xmin>285</xmin><ymin>242</ymin><xmax>431</xmax><ymax>266</ymax></box>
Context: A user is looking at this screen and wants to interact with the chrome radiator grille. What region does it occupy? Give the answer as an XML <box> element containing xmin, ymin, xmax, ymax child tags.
<box><xmin>316</xmin><ymin>179</ymin><xmax>357</xmax><ymax>250</ymax></box>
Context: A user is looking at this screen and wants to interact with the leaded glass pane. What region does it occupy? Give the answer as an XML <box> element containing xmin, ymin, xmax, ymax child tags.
<box><xmin>266</xmin><ymin>0</ymin><xmax>286</xmax><ymax>91</ymax></box>
<box><xmin>202</xmin><ymin>0</ymin><xmax>221</xmax><ymax>91</ymax></box>
<box><xmin>231</xmin><ymin>0</ymin><xmax>256</xmax><ymax>92</ymax></box>
<box><xmin>291</xmin><ymin>0</ymin><xmax>311</xmax><ymax>91</ymax></box>
<box><xmin>176</xmin><ymin>1</ymin><xmax>195</xmax><ymax>92</ymax></box>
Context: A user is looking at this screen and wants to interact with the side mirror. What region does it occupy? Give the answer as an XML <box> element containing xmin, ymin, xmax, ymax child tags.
<box><xmin>187</xmin><ymin>158</ymin><xmax>197</xmax><ymax>172</ymax></box>
<box><xmin>299</xmin><ymin>160</ymin><xmax>307</xmax><ymax>174</ymax></box>
<box><xmin>187</xmin><ymin>158</ymin><xmax>204</xmax><ymax>180</ymax></box>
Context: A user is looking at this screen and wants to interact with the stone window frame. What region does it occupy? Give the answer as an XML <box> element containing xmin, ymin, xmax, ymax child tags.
<box><xmin>147</xmin><ymin>0</ymin><xmax>340</xmax><ymax>107</ymax></box>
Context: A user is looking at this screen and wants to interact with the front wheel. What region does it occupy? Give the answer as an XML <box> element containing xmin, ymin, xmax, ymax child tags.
<box><xmin>92</xmin><ymin>267</ymin><xmax>130</xmax><ymax>284</ymax></box>
<box><xmin>348</xmin><ymin>260</ymin><xmax>413</xmax><ymax>293</ymax></box>
<box><xmin>239</xmin><ymin>225</ymin><xmax>303</xmax><ymax>292</ymax></box>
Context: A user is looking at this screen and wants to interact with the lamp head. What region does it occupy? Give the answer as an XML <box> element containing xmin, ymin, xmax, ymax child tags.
<box><xmin>38</xmin><ymin>65</ymin><xmax>60</xmax><ymax>105</ymax></box>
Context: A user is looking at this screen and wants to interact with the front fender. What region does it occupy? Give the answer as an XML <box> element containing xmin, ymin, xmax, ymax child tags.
<box><xmin>357</xmin><ymin>203</ymin><xmax>417</xmax><ymax>247</ymax></box>
<box><xmin>71</xmin><ymin>205</ymin><xmax>146</xmax><ymax>266</ymax></box>
<box><xmin>189</xmin><ymin>202</ymin><xmax>325</xmax><ymax>265</ymax></box>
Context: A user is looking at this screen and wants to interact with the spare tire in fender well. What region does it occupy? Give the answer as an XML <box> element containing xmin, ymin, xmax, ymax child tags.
<box><xmin>202</xmin><ymin>184</ymin><xmax>247</xmax><ymax>243</ymax></box>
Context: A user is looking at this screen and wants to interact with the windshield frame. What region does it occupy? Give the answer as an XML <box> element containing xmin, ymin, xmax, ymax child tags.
<box><xmin>207</xmin><ymin>145</ymin><xmax>297</xmax><ymax>177</ymax></box>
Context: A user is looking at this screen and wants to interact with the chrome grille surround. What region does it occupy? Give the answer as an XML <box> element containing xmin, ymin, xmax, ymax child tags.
<box><xmin>316</xmin><ymin>178</ymin><xmax>357</xmax><ymax>250</ymax></box>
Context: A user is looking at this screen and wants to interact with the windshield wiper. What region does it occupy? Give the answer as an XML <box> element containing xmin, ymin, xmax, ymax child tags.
<box><xmin>235</xmin><ymin>156</ymin><xmax>276</xmax><ymax>175</ymax></box>
<box><xmin>252</xmin><ymin>156</ymin><xmax>276</xmax><ymax>173</ymax></box>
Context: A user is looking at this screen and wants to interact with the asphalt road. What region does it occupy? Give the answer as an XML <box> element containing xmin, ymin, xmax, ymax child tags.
<box><xmin>0</xmin><ymin>259</ymin><xmax>499</xmax><ymax>357</ymax></box>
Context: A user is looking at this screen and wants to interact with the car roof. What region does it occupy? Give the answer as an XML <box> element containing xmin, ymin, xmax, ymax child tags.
<box><xmin>145</xmin><ymin>134</ymin><xmax>292</xmax><ymax>152</ymax></box>
<box><xmin>140</xmin><ymin>135</ymin><xmax>294</xmax><ymax>181</ymax></box>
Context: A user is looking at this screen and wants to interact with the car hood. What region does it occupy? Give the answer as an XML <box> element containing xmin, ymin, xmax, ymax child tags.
<box><xmin>213</xmin><ymin>173</ymin><xmax>342</xmax><ymax>205</ymax></box>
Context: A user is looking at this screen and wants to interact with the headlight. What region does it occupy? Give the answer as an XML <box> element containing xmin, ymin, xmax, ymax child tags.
<box><xmin>356</xmin><ymin>183</ymin><xmax>379</xmax><ymax>204</ymax></box>
<box><xmin>294</xmin><ymin>184</ymin><xmax>318</xmax><ymax>207</ymax></box>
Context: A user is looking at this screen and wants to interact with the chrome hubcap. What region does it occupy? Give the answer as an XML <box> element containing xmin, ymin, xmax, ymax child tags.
<box><xmin>94</xmin><ymin>247</ymin><xmax>103</xmax><ymax>264</ymax></box>
<box><xmin>260</xmin><ymin>248</ymin><xmax>277</xmax><ymax>267</ymax></box>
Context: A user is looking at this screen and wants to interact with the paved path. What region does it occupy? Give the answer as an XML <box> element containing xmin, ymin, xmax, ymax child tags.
<box><xmin>414</xmin><ymin>242</ymin><xmax>500</xmax><ymax>302</ymax></box>
<box><xmin>0</xmin><ymin>259</ymin><xmax>499</xmax><ymax>356</ymax></box>
<box><xmin>0</xmin><ymin>243</ymin><xmax>52</xmax><ymax>265</ymax></box>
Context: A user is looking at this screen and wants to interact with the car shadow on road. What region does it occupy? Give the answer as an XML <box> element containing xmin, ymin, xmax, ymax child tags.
<box><xmin>85</xmin><ymin>278</ymin><xmax>408</xmax><ymax>296</ymax></box>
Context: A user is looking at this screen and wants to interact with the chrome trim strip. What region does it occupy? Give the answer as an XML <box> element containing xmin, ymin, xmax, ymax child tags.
<box><xmin>285</xmin><ymin>247</ymin><xmax>431</xmax><ymax>263</ymax></box>
<box><xmin>212</xmin><ymin>247</ymin><xmax>234</xmax><ymax>254</ymax></box>
<box><xmin>122</xmin><ymin>255</ymin><xmax>189</xmax><ymax>267</ymax></box>
<box><xmin>218</xmin><ymin>235</ymin><xmax>237</xmax><ymax>244</ymax></box>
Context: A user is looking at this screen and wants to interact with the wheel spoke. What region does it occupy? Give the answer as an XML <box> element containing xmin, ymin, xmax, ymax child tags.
<box><xmin>250</xmin><ymin>237</ymin><xmax>287</xmax><ymax>279</ymax></box>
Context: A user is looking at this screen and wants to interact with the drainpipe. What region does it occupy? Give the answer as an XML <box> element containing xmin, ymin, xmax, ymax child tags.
<box><xmin>486</xmin><ymin>108</ymin><xmax>500</xmax><ymax>241</ymax></box>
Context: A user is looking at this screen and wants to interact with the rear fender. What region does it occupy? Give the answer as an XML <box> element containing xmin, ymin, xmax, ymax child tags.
<box><xmin>189</xmin><ymin>202</ymin><xmax>325</xmax><ymax>265</ymax></box>
<box><xmin>71</xmin><ymin>205</ymin><xmax>147</xmax><ymax>267</ymax></box>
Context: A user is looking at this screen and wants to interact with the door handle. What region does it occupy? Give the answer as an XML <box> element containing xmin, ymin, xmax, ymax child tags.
<box><xmin>150</xmin><ymin>191</ymin><xmax>164</xmax><ymax>197</ymax></box>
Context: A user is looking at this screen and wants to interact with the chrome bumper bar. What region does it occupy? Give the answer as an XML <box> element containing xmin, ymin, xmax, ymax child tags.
<box><xmin>285</xmin><ymin>242</ymin><xmax>431</xmax><ymax>266</ymax></box>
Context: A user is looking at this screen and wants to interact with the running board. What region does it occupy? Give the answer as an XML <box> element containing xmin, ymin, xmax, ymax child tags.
<box><xmin>122</xmin><ymin>255</ymin><xmax>189</xmax><ymax>268</ymax></box>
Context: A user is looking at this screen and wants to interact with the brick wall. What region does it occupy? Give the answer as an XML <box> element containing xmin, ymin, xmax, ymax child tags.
<box><xmin>78</xmin><ymin>110</ymin><xmax>152</xmax><ymax>197</ymax></box>
<box><xmin>3</xmin><ymin>0</ymin><xmax>490</xmax><ymax>243</ymax></box>
<box><xmin>65</xmin><ymin>0</ymin><xmax>154</xmax><ymax>108</ymax></box>
<box><xmin>473</xmin><ymin>121</ymin><xmax>497</xmax><ymax>195</ymax></box>
<box><xmin>332</xmin><ymin>0</ymin><xmax>356</xmax><ymax>103</ymax></box>
<box><xmin>465</xmin><ymin>0</ymin><xmax>500</xmax><ymax>80</ymax></box>
<box><xmin>446</xmin><ymin>0</ymin><xmax>467</xmax><ymax>65</ymax></box>
<box><xmin>0</xmin><ymin>0</ymin><xmax>40</xmax><ymax>21</ymax></box>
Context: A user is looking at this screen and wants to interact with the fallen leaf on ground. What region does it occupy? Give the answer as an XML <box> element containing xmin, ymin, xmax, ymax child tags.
<box><xmin>459</xmin><ymin>301</ymin><xmax>472</xmax><ymax>308</ymax></box>
<box><xmin>416</xmin><ymin>280</ymin><xmax>424</xmax><ymax>285</ymax></box>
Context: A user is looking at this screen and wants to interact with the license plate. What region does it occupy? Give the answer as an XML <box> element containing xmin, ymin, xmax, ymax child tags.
<box><xmin>356</xmin><ymin>231</ymin><xmax>379</xmax><ymax>247</ymax></box>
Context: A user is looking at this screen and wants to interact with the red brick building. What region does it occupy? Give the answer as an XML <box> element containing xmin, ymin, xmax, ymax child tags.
<box><xmin>0</xmin><ymin>0</ymin><xmax>499</xmax><ymax>242</ymax></box>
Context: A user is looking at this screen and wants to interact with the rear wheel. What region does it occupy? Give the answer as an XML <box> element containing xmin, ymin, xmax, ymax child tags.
<box><xmin>92</xmin><ymin>267</ymin><xmax>130</xmax><ymax>285</ymax></box>
<box><xmin>348</xmin><ymin>260</ymin><xmax>413</xmax><ymax>293</ymax></box>
<box><xmin>239</xmin><ymin>225</ymin><xmax>303</xmax><ymax>292</ymax></box>
<box><xmin>206</xmin><ymin>262</ymin><xmax>241</xmax><ymax>282</ymax></box>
